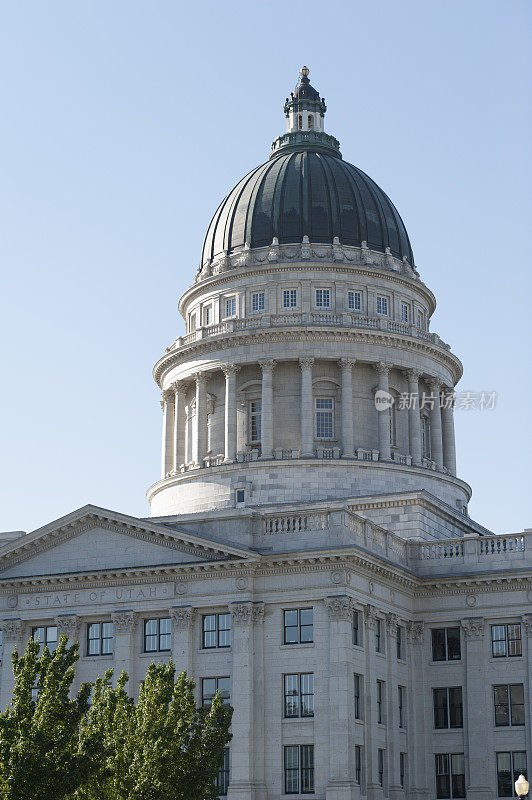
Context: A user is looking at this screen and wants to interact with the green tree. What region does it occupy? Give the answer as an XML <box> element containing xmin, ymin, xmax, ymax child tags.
<box><xmin>77</xmin><ymin>662</ymin><xmax>232</xmax><ymax>800</ymax></box>
<box><xmin>0</xmin><ymin>635</ymin><xmax>102</xmax><ymax>800</ymax></box>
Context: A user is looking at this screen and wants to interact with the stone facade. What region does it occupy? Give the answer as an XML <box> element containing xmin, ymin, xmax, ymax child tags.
<box><xmin>1</xmin><ymin>68</ymin><xmax>529</xmax><ymax>800</ymax></box>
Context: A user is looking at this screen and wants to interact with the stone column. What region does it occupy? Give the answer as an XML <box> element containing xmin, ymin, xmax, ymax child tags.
<box><xmin>0</xmin><ymin>619</ymin><xmax>24</xmax><ymax>709</ymax></box>
<box><xmin>405</xmin><ymin>369</ymin><xmax>423</xmax><ymax>465</ymax></box>
<box><xmin>170</xmin><ymin>606</ymin><xmax>196</xmax><ymax>677</ymax></box>
<box><xmin>427</xmin><ymin>378</ymin><xmax>444</xmax><ymax>470</ymax></box>
<box><xmin>461</xmin><ymin>617</ymin><xmax>490</xmax><ymax>799</ymax></box>
<box><xmin>222</xmin><ymin>365</ymin><xmax>240</xmax><ymax>463</ymax></box>
<box><xmin>441</xmin><ymin>388</ymin><xmax>457</xmax><ymax>475</ymax></box>
<box><xmin>193</xmin><ymin>372</ymin><xmax>207</xmax><ymax>467</ymax></box>
<box><xmin>111</xmin><ymin>611</ymin><xmax>138</xmax><ymax>693</ymax></box>
<box><xmin>385</xmin><ymin>614</ymin><xmax>401</xmax><ymax>800</ymax></box>
<box><xmin>324</xmin><ymin>596</ymin><xmax>360</xmax><ymax>800</ymax></box>
<box><xmin>259</xmin><ymin>360</ymin><xmax>275</xmax><ymax>459</ymax></box>
<box><xmin>227</xmin><ymin>602</ymin><xmax>265</xmax><ymax>800</ymax></box>
<box><xmin>172</xmin><ymin>380</ymin><xmax>186</xmax><ymax>472</ymax></box>
<box><xmin>161</xmin><ymin>390</ymin><xmax>174</xmax><ymax>478</ymax></box>
<box><xmin>364</xmin><ymin>605</ymin><xmax>383</xmax><ymax>800</ymax></box>
<box><xmin>299</xmin><ymin>357</ymin><xmax>315</xmax><ymax>458</ymax></box>
<box><xmin>56</xmin><ymin>615</ymin><xmax>80</xmax><ymax>693</ymax></box>
<box><xmin>339</xmin><ymin>359</ymin><xmax>355</xmax><ymax>458</ymax></box>
<box><xmin>375</xmin><ymin>362</ymin><xmax>392</xmax><ymax>461</ymax></box>
<box><xmin>522</xmin><ymin>615</ymin><xmax>532</xmax><ymax>773</ymax></box>
<box><xmin>406</xmin><ymin>622</ymin><xmax>429</xmax><ymax>800</ymax></box>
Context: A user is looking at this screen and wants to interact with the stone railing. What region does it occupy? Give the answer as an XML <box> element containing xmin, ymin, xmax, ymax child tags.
<box><xmin>408</xmin><ymin>532</ymin><xmax>532</xmax><ymax>575</ymax></box>
<box><xmin>260</xmin><ymin>511</ymin><xmax>330</xmax><ymax>535</ymax></box>
<box><xmin>167</xmin><ymin>313</ymin><xmax>450</xmax><ymax>352</ymax></box>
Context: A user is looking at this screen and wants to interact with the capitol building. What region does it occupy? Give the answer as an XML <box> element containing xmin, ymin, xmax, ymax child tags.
<box><xmin>1</xmin><ymin>68</ymin><xmax>531</xmax><ymax>800</ymax></box>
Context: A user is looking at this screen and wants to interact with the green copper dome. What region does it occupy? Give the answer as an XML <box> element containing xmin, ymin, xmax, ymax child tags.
<box><xmin>201</xmin><ymin>69</ymin><xmax>414</xmax><ymax>266</ymax></box>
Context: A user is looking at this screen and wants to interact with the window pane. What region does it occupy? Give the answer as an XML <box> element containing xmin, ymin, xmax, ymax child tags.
<box><xmin>432</xmin><ymin>629</ymin><xmax>446</xmax><ymax>661</ymax></box>
<box><xmin>88</xmin><ymin>623</ymin><xmax>100</xmax><ymax>640</ymax></box>
<box><xmin>497</xmin><ymin>752</ymin><xmax>512</xmax><ymax>798</ymax></box>
<box><xmin>88</xmin><ymin>637</ymin><xmax>100</xmax><ymax>656</ymax></box>
<box><xmin>202</xmin><ymin>678</ymin><xmax>216</xmax><ymax>705</ymax></box>
<box><xmin>494</xmin><ymin>686</ymin><xmax>510</xmax><ymax>726</ymax></box>
<box><xmin>513</xmin><ymin>751</ymin><xmax>527</xmax><ymax>776</ymax></box>
<box><xmin>301</xmin><ymin>745</ymin><xmax>314</xmax><ymax>793</ymax></box>
<box><xmin>218</xmin><ymin>614</ymin><xmax>231</xmax><ymax>647</ymax></box>
<box><xmin>145</xmin><ymin>619</ymin><xmax>157</xmax><ymax>636</ymax></box>
<box><xmin>301</xmin><ymin>674</ymin><xmax>314</xmax><ymax>716</ymax></box>
<box><xmin>449</xmin><ymin>688</ymin><xmax>463</xmax><ymax>728</ymax></box>
<box><xmin>284</xmin><ymin>675</ymin><xmax>299</xmax><ymax>717</ymax></box>
<box><xmin>507</xmin><ymin>624</ymin><xmax>522</xmax><ymax>656</ymax></box>
<box><xmin>491</xmin><ymin>625</ymin><xmax>507</xmax><ymax>657</ymax></box>
<box><xmin>510</xmin><ymin>684</ymin><xmax>525</xmax><ymax>725</ymax></box>
<box><xmin>446</xmin><ymin>628</ymin><xmax>461</xmax><ymax>660</ymax></box>
<box><xmin>433</xmin><ymin>688</ymin><xmax>448</xmax><ymax>729</ymax></box>
<box><xmin>300</xmin><ymin>608</ymin><xmax>313</xmax><ymax>626</ymax></box>
<box><xmin>160</xmin><ymin>618</ymin><xmax>171</xmax><ymax>635</ymax></box>
<box><xmin>217</xmin><ymin>677</ymin><xmax>231</xmax><ymax>704</ymax></box>
<box><xmin>102</xmin><ymin>622</ymin><xmax>113</xmax><ymax>638</ymax></box>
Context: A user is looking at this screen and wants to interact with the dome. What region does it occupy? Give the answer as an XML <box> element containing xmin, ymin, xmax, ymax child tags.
<box><xmin>201</xmin><ymin>150</ymin><xmax>414</xmax><ymax>265</ymax></box>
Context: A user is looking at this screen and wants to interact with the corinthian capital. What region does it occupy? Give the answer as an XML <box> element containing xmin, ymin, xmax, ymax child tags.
<box><xmin>56</xmin><ymin>615</ymin><xmax>79</xmax><ymax>638</ymax></box>
<box><xmin>171</xmin><ymin>380</ymin><xmax>187</xmax><ymax>395</ymax></box>
<box><xmin>258</xmin><ymin>359</ymin><xmax>276</xmax><ymax>374</ymax></box>
<box><xmin>339</xmin><ymin>358</ymin><xmax>356</xmax><ymax>370</ymax></box>
<box><xmin>385</xmin><ymin>612</ymin><xmax>400</xmax><ymax>634</ymax></box>
<box><xmin>171</xmin><ymin>606</ymin><xmax>196</xmax><ymax>631</ymax></box>
<box><xmin>375</xmin><ymin>361</ymin><xmax>392</xmax><ymax>376</ymax></box>
<box><xmin>299</xmin><ymin>357</ymin><xmax>315</xmax><ymax>371</ymax></box>
<box><xmin>427</xmin><ymin>376</ymin><xmax>442</xmax><ymax>392</ymax></box>
<box><xmin>406</xmin><ymin>620</ymin><xmax>424</xmax><ymax>645</ymax></box>
<box><xmin>222</xmin><ymin>364</ymin><xmax>240</xmax><ymax>379</ymax></box>
<box><xmin>230</xmin><ymin>602</ymin><xmax>254</xmax><ymax>627</ymax></box>
<box><xmin>461</xmin><ymin>617</ymin><xmax>484</xmax><ymax>640</ymax></box>
<box><xmin>111</xmin><ymin>611</ymin><xmax>138</xmax><ymax>634</ymax></box>
<box><xmin>1</xmin><ymin>619</ymin><xmax>23</xmax><ymax>643</ymax></box>
<box><xmin>404</xmin><ymin>368</ymin><xmax>423</xmax><ymax>383</ymax></box>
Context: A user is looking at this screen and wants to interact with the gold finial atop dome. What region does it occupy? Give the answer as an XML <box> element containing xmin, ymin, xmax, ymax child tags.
<box><xmin>300</xmin><ymin>65</ymin><xmax>310</xmax><ymax>78</ymax></box>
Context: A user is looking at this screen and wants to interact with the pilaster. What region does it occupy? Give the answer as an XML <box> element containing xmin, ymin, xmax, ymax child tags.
<box><xmin>364</xmin><ymin>604</ymin><xmax>384</xmax><ymax>800</ymax></box>
<box><xmin>170</xmin><ymin>606</ymin><xmax>196</xmax><ymax>676</ymax></box>
<box><xmin>299</xmin><ymin>358</ymin><xmax>315</xmax><ymax>457</ymax></box>
<box><xmin>0</xmin><ymin>619</ymin><xmax>24</xmax><ymax>709</ymax></box>
<box><xmin>111</xmin><ymin>611</ymin><xmax>138</xmax><ymax>691</ymax></box>
<box><xmin>259</xmin><ymin>360</ymin><xmax>275</xmax><ymax>459</ymax></box>
<box><xmin>406</xmin><ymin>621</ymin><xmax>429</xmax><ymax>800</ymax></box>
<box><xmin>461</xmin><ymin>617</ymin><xmax>491</xmax><ymax>799</ymax></box>
<box><xmin>339</xmin><ymin>359</ymin><xmax>355</xmax><ymax>458</ymax></box>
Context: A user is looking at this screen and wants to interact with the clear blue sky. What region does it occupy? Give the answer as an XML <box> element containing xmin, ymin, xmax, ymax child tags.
<box><xmin>0</xmin><ymin>0</ymin><xmax>530</xmax><ymax>535</ymax></box>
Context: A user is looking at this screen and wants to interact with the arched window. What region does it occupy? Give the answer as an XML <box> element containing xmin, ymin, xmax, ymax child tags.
<box><xmin>421</xmin><ymin>414</ymin><xmax>431</xmax><ymax>458</ymax></box>
<box><xmin>298</xmin><ymin>114</ymin><xmax>303</xmax><ymax>130</ymax></box>
<box><xmin>308</xmin><ymin>115</ymin><xmax>314</xmax><ymax>130</ymax></box>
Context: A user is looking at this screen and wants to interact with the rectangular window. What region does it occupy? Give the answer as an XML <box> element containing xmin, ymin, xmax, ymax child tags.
<box><xmin>251</xmin><ymin>291</ymin><xmax>265</xmax><ymax>312</ymax></box>
<box><xmin>396</xmin><ymin>625</ymin><xmax>404</xmax><ymax>659</ymax></box>
<box><xmin>202</xmin><ymin>613</ymin><xmax>231</xmax><ymax>649</ymax></box>
<box><xmin>87</xmin><ymin>622</ymin><xmax>114</xmax><ymax>656</ymax></box>
<box><xmin>223</xmin><ymin>297</ymin><xmax>236</xmax><ymax>318</ymax></box>
<box><xmin>315</xmin><ymin>397</ymin><xmax>334</xmax><ymax>439</ymax></box>
<box><xmin>189</xmin><ymin>313</ymin><xmax>197</xmax><ymax>332</ymax></box>
<box><xmin>417</xmin><ymin>309</ymin><xmax>425</xmax><ymax>329</ymax></box>
<box><xmin>401</xmin><ymin>302</ymin><xmax>410</xmax><ymax>322</ymax></box>
<box><xmin>494</xmin><ymin>684</ymin><xmax>525</xmax><ymax>727</ymax></box>
<box><xmin>491</xmin><ymin>624</ymin><xmax>522</xmax><ymax>658</ymax></box>
<box><xmin>433</xmin><ymin>688</ymin><xmax>463</xmax><ymax>729</ymax></box>
<box><xmin>315</xmin><ymin>288</ymin><xmax>330</xmax><ymax>307</ymax></box>
<box><xmin>284</xmin><ymin>745</ymin><xmax>314</xmax><ymax>794</ymax></box>
<box><xmin>354</xmin><ymin>674</ymin><xmax>362</xmax><ymax>720</ymax></box>
<box><xmin>249</xmin><ymin>400</ymin><xmax>262</xmax><ymax>443</ymax></box>
<box><xmin>398</xmin><ymin>686</ymin><xmax>406</xmax><ymax>728</ymax></box>
<box><xmin>283</xmin><ymin>608</ymin><xmax>313</xmax><ymax>645</ymax></box>
<box><xmin>378</xmin><ymin>749</ymin><xmax>385</xmax><ymax>787</ymax></box>
<box><xmin>283</xmin><ymin>288</ymin><xmax>297</xmax><ymax>308</ymax></box>
<box><xmin>348</xmin><ymin>290</ymin><xmax>362</xmax><ymax>311</ymax></box>
<box><xmin>32</xmin><ymin>626</ymin><xmax>58</xmax><ymax>654</ymax></box>
<box><xmin>355</xmin><ymin>745</ymin><xmax>362</xmax><ymax>785</ymax></box>
<box><xmin>202</xmin><ymin>677</ymin><xmax>231</xmax><ymax>707</ymax></box>
<box><xmin>284</xmin><ymin>673</ymin><xmax>314</xmax><ymax>718</ymax></box>
<box><xmin>375</xmin><ymin>618</ymin><xmax>384</xmax><ymax>653</ymax></box>
<box><xmin>431</xmin><ymin>627</ymin><xmax>461</xmax><ymax>661</ymax></box>
<box><xmin>143</xmin><ymin>618</ymin><xmax>171</xmax><ymax>653</ymax></box>
<box><xmin>353</xmin><ymin>611</ymin><xmax>361</xmax><ymax>646</ymax></box>
<box><xmin>400</xmin><ymin>753</ymin><xmax>407</xmax><ymax>790</ymax></box>
<box><xmin>497</xmin><ymin>751</ymin><xmax>527</xmax><ymax>798</ymax></box>
<box><xmin>435</xmin><ymin>754</ymin><xmax>466</xmax><ymax>799</ymax></box>
<box><xmin>376</xmin><ymin>295</ymin><xmax>389</xmax><ymax>316</ymax></box>
<box><xmin>377</xmin><ymin>680</ymin><xmax>385</xmax><ymax>724</ymax></box>
<box><xmin>203</xmin><ymin>306</ymin><xmax>211</xmax><ymax>326</ymax></box>
<box><xmin>216</xmin><ymin>748</ymin><xmax>230</xmax><ymax>796</ymax></box>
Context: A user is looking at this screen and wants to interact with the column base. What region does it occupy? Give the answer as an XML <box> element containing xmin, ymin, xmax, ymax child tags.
<box><xmin>227</xmin><ymin>781</ymin><xmax>268</xmax><ymax>800</ymax></box>
<box><xmin>465</xmin><ymin>788</ymin><xmax>493</xmax><ymax>799</ymax></box>
<box><xmin>341</xmin><ymin>453</ymin><xmax>355</xmax><ymax>459</ymax></box>
<box><xmin>366</xmin><ymin>783</ymin><xmax>385</xmax><ymax>800</ymax></box>
<box><xmin>326</xmin><ymin>779</ymin><xmax>361</xmax><ymax>799</ymax></box>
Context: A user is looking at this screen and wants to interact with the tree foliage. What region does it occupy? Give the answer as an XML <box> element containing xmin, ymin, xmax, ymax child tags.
<box><xmin>0</xmin><ymin>637</ymin><xmax>232</xmax><ymax>800</ymax></box>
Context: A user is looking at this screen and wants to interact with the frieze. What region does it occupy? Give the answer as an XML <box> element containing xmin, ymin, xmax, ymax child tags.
<box><xmin>14</xmin><ymin>582</ymin><xmax>173</xmax><ymax>611</ymax></box>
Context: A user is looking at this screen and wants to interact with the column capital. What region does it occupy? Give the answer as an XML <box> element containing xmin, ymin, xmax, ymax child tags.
<box><xmin>1</xmin><ymin>619</ymin><xmax>23</xmax><ymax>643</ymax></box>
<box><xmin>427</xmin><ymin>376</ymin><xmax>443</xmax><ymax>392</ymax></box>
<box><xmin>194</xmin><ymin>371</ymin><xmax>207</xmax><ymax>386</ymax></box>
<box><xmin>258</xmin><ymin>359</ymin><xmax>276</xmax><ymax>373</ymax></box>
<box><xmin>385</xmin><ymin>612</ymin><xmax>400</xmax><ymax>634</ymax></box>
<box><xmin>522</xmin><ymin>614</ymin><xmax>532</xmax><ymax>635</ymax></box>
<box><xmin>374</xmin><ymin>361</ymin><xmax>393</xmax><ymax>376</ymax></box>
<box><xmin>404</xmin><ymin>368</ymin><xmax>423</xmax><ymax>382</ymax></box>
<box><xmin>222</xmin><ymin>364</ymin><xmax>240</xmax><ymax>378</ymax></box>
<box><xmin>363</xmin><ymin>603</ymin><xmax>378</xmax><ymax>629</ymax></box>
<box><xmin>252</xmin><ymin>603</ymin><xmax>265</xmax><ymax>625</ymax></box>
<box><xmin>171</xmin><ymin>606</ymin><xmax>196</xmax><ymax>631</ymax></box>
<box><xmin>339</xmin><ymin>358</ymin><xmax>356</xmax><ymax>370</ymax></box>
<box><xmin>111</xmin><ymin>610</ymin><xmax>138</xmax><ymax>634</ymax></box>
<box><xmin>324</xmin><ymin>595</ymin><xmax>356</xmax><ymax>621</ymax></box>
<box><xmin>56</xmin><ymin>614</ymin><xmax>79</xmax><ymax>638</ymax></box>
<box><xmin>461</xmin><ymin>616</ymin><xmax>484</xmax><ymax>640</ymax></box>
<box><xmin>406</xmin><ymin>620</ymin><xmax>424</xmax><ymax>645</ymax></box>
<box><xmin>298</xmin><ymin>357</ymin><xmax>315</xmax><ymax>371</ymax></box>
<box><xmin>230</xmin><ymin>601</ymin><xmax>258</xmax><ymax>627</ymax></box>
<box><xmin>161</xmin><ymin>389</ymin><xmax>173</xmax><ymax>403</ymax></box>
<box><xmin>171</xmin><ymin>379</ymin><xmax>187</xmax><ymax>395</ymax></box>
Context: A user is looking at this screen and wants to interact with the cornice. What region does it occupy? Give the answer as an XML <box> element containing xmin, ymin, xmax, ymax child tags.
<box><xmin>154</xmin><ymin>327</ymin><xmax>462</xmax><ymax>387</ymax></box>
<box><xmin>178</xmin><ymin>259</ymin><xmax>437</xmax><ymax>315</ymax></box>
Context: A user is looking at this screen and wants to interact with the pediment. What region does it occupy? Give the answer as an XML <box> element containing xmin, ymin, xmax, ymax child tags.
<box><xmin>0</xmin><ymin>505</ymin><xmax>255</xmax><ymax>579</ymax></box>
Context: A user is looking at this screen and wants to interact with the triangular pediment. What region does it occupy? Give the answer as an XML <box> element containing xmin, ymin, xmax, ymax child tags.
<box><xmin>0</xmin><ymin>505</ymin><xmax>256</xmax><ymax>579</ymax></box>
